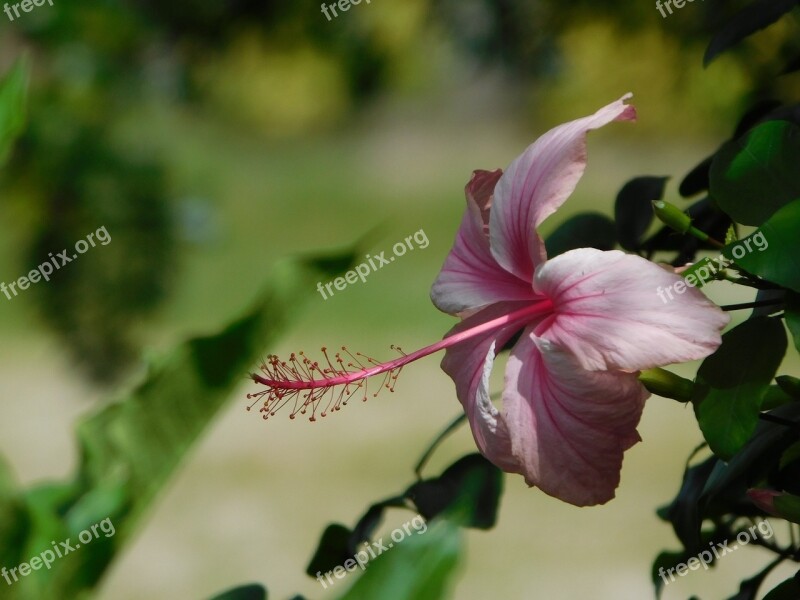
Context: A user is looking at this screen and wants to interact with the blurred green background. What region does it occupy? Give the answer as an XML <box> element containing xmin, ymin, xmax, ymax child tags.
<box><xmin>1</xmin><ymin>0</ymin><xmax>799</xmax><ymax>598</ymax></box>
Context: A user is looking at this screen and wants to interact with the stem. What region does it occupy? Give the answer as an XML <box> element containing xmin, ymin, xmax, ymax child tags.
<box><xmin>688</xmin><ymin>225</ymin><xmax>725</xmax><ymax>249</ymax></box>
<box><xmin>414</xmin><ymin>413</ymin><xmax>468</xmax><ymax>480</ymax></box>
<box><xmin>721</xmin><ymin>299</ymin><xmax>784</xmax><ymax>312</ymax></box>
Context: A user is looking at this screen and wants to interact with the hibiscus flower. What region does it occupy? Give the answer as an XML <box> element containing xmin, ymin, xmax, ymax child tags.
<box><xmin>249</xmin><ymin>94</ymin><xmax>728</xmax><ymax>506</ymax></box>
<box><xmin>430</xmin><ymin>94</ymin><xmax>729</xmax><ymax>505</ymax></box>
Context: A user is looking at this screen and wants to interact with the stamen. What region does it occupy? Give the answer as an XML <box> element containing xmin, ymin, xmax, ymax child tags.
<box><xmin>247</xmin><ymin>346</ymin><xmax>405</xmax><ymax>422</ymax></box>
<box><xmin>248</xmin><ymin>298</ymin><xmax>555</xmax><ymax>422</ymax></box>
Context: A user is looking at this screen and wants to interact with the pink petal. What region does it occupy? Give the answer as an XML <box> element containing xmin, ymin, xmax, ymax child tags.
<box><xmin>533</xmin><ymin>248</ymin><xmax>730</xmax><ymax>371</ymax></box>
<box><xmin>431</xmin><ymin>170</ymin><xmax>538</xmax><ymax>317</ymax></box>
<box><xmin>440</xmin><ymin>301</ymin><xmax>539</xmax><ymax>474</ymax></box>
<box><xmin>490</xmin><ymin>95</ymin><xmax>636</xmax><ymax>281</ymax></box>
<box><xmin>747</xmin><ymin>488</ymin><xmax>781</xmax><ymax>516</ymax></box>
<box><xmin>503</xmin><ymin>334</ymin><xmax>648</xmax><ymax>506</ymax></box>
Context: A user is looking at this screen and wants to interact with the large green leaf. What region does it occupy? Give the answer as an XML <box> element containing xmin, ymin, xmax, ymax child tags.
<box><xmin>710</xmin><ymin>121</ymin><xmax>800</xmax><ymax>226</ymax></box>
<box><xmin>722</xmin><ymin>199</ymin><xmax>800</xmax><ymax>293</ymax></box>
<box><xmin>763</xmin><ymin>576</ymin><xmax>800</xmax><ymax>600</ymax></box>
<box><xmin>544</xmin><ymin>212</ymin><xmax>616</xmax><ymax>258</ymax></box>
<box><xmin>335</xmin><ymin>519</ymin><xmax>462</xmax><ymax>600</ymax></box>
<box><xmin>704</xmin><ymin>0</ymin><xmax>800</xmax><ymax>66</ymax></box>
<box><xmin>614</xmin><ymin>176</ymin><xmax>667</xmax><ymax>251</ymax></box>
<box><xmin>405</xmin><ymin>454</ymin><xmax>503</xmax><ymax>530</ymax></box>
<box><xmin>773</xmin><ymin>493</ymin><xmax>800</xmax><ymax>525</ymax></box>
<box><xmin>0</xmin><ymin>58</ymin><xmax>28</xmax><ymax>164</ymax></box>
<box><xmin>1</xmin><ymin>249</ymin><xmax>361</xmax><ymax>600</ymax></box>
<box><xmin>693</xmin><ymin>317</ymin><xmax>787</xmax><ymax>460</ymax></box>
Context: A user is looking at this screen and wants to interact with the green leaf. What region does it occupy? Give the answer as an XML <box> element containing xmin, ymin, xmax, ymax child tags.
<box><xmin>701</xmin><ymin>403</ymin><xmax>800</xmax><ymax>504</ymax></box>
<box><xmin>306</xmin><ymin>524</ymin><xmax>357</xmax><ymax>577</ymax></box>
<box><xmin>776</xmin><ymin>375</ymin><xmax>800</xmax><ymax>399</ymax></box>
<box><xmin>710</xmin><ymin>121</ymin><xmax>800</xmax><ymax>226</ymax></box>
<box><xmin>726</xmin><ymin>557</ymin><xmax>785</xmax><ymax>600</ymax></box>
<box><xmin>679</xmin><ymin>257</ymin><xmax>722</xmax><ymax>290</ymax></box>
<box><xmin>722</xmin><ymin>200</ymin><xmax>800</xmax><ymax>293</ymax></box>
<box><xmin>693</xmin><ymin>317</ymin><xmax>787</xmax><ymax>460</ymax></box>
<box><xmin>350</xmin><ymin>498</ymin><xmax>407</xmax><ymax>548</ymax></box>
<box><xmin>208</xmin><ymin>584</ymin><xmax>268</xmax><ymax>600</ymax></box>
<box><xmin>773</xmin><ymin>493</ymin><xmax>800</xmax><ymax>525</ymax></box>
<box><xmin>780</xmin><ymin>441</ymin><xmax>800</xmax><ymax>470</ymax></box>
<box><xmin>544</xmin><ymin>212</ymin><xmax>616</xmax><ymax>258</ymax></box>
<box><xmin>4</xmin><ymin>248</ymin><xmax>362</xmax><ymax>600</ymax></box>
<box><xmin>615</xmin><ymin>176</ymin><xmax>667</xmax><ymax>250</ymax></box>
<box><xmin>763</xmin><ymin>384</ymin><xmax>796</xmax><ymax>410</ymax></box>
<box><xmin>704</xmin><ymin>0</ymin><xmax>799</xmax><ymax>66</ymax></box>
<box><xmin>762</xmin><ymin>574</ymin><xmax>800</xmax><ymax>600</ymax></box>
<box><xmin>652</xmin><ymin>524</ymin><xmax>734</xmax><ymax>598</ymax></box>
<box><xmin>785</xmin><ymin>294</ymin><xmax>800</xmax><ymax>353</ymax></box>
<box><xmin>405</xmin><ymin>454</ymin><xmax>503</xmax><ymax>530</ymax></box>
<box><xmin>652</xmin><ymin>551</ymin><xmax>688</xmax><ymax>598</ymax></box>
<box><xmin>336</xmin><ymin>519</ymin><xmax>462</xmax><ymax>600</ymax></box>
<box><xmin>658</xmin><ymin>456</ymin><xmax>717</xmax><ymax>553</ymax></box>
<box><xmin>0</xmin><ymin>57</ymin><xmax>28</xmax><ymax>164</ymax></box>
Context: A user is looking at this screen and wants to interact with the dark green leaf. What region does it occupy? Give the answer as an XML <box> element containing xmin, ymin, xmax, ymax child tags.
<box><xmin>544</xmin><ymin>212</ymin><xmax>616</xmax><ymax>258</ymax></box>
<box><xmin>405</xmin><ymin>454</ymin><xmax>503</xmax><ymax>530</ymax></box>
<box><xmin>693</xmin><ymin>317</ymin><xmax>787</xmax><ymax>460</ymax></box>
<box><xmin>777</xmin><ymin>376</ymin><xmax>800</xmax><ymax>399</ymax></box>
<box><xmin>680</xmin><ymin>156</ymin><xmax>713</xmax><ymax>198</ymax></box>
<box><xmin>701</xmin><ymin>403</ymin><xmax>800</xmax><ymax>504</ymax></box>
<box><xmin>306</xmin><ymin>524</ymin><xmax>355</xmax><ymax>578</ymax></box>
<box><xmin>658</xmin><ymin>456</ymin><xmax>718</xmax><ymax>553</ymax></box>
<box><xmin>710</xmin><ymin>121</ymin><xmax>800</xmax><ymax>226</ymax></box>
<box><xmin>773</xmin><ymin>493</ymin><xmax>800</xmax><ymax>524</ymax></box>
<box><xmin>780</xmin><ymin>440</ymin><xmax>800</xmax><ymax>469</ymax></box>
<box><xmin>652</xmin><ymin>551</ymin><xmax>692</xmax><ymax>598</ymax></box>
<box><xmin>208</xmin><ymin>583</ymin><xmax>268</xmax><ymax>600</ymax></box>
<box><xmin>722</xmin><ymin>199</ymin><xmax>800</xmax><ymax>293</ymax></box>
<box><xmin>704</xmin><ymin>0</ymin><xmax>799</xmax><ymax>66</ymax></box>
<box><xmin>351</xmin><ymin>497</ymin><xmax>406</xmax><ymax>547</ymax></box>
<box><xmin>652</xmin><ymin>524</ymin><xmax>735</xmax><ymax>598</ymax></box>
<box><xmin>762</xmin><ymin>572</ymin><xmax>800</xmax><ymax>600</ymax></box>
<box><xmin>785</xmin><ymin>293</ymin><xmax>800</xmax><ymax>353</ymax></box>
<box><xmin>615</xmin><ymin>176</ymin><xmax>667</xmax><ymax>250</ymax></box>
<box><xmin>726</xmin><ymin>557</ymin><xmax>785</xmax><ymax>600</ymax></box>
<box><xmin>763</xmin><ymin>384</ymin><xmax>796</xmax><ymax>410</ymax></box>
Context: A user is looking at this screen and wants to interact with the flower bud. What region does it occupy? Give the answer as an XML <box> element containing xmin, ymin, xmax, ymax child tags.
<box><xmin>652</xmin><ymin>200</ymin><xmax>692</xmax><ymax>234</ymax></box>
<box><xmin>639</xmin><ymin>368</ymin><xmax>694</xmax><ymax>402</ymax></box>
